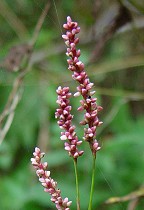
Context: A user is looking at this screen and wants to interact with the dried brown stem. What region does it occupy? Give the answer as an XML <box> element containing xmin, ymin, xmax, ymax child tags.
<box><xmin>127</xmin><ymin>198</ymin><xmax>139</xmax><ymax>210</ymax></box>
<box><xmin>90</xmin><ymin>4</ymin><xmax>132</xmax><ymax>62</ymax></box>
<box><xmin>0</xmin><ymin>1</ymin><xmax>50</xmax><ymax>145</ymax></box>
<box><xmin>30</xmin><ymin>1</ymin><xmax>50</xmax><ymax>47</ymax></box>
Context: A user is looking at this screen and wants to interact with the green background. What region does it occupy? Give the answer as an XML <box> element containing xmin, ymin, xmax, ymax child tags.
<box><xmin>0</xmin><ymin>0</ymin><xmax>144</xmax><ymax>209</ymax></box>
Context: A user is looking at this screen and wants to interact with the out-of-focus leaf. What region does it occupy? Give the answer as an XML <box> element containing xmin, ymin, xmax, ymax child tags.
<box><xmin>44</xmin><ymin>149</ymin><xmax>71</xmax><ymax>167</ymax></box>
<box><xmin>0</xmin><ymin>141</ymin><xmax>13</xmax><ymax>170</ymax></box>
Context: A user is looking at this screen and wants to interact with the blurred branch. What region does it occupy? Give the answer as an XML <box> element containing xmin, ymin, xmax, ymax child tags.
<box><xmin>30</xmin><ymin>1</ymin><xmax>50</xmax><ymax>47</ymax></box>
<box><xmin>0</xmin><ymin>1</ymin><xmax>50</xmax><ymax>145</ymax></box>
<box><xmin>118</xmin><ymin>17</ymin><xmax>144</xmax><ymax>33</ymax></box>
<box><xmin>88</xmin><ymin>54</ymin><xmax>144</xmax><ymax>75</ymax></box>
<box><xmin>105</xmin><ymin>186</ymin><xmax>144</xmax><ymax>204</ymax></box>
<box><xmin>128</xmin><ymin>0</ymin><xmax>144</xmax><ymax>14</ymax></box>
<box><xmin>0</xmin><ymin>0</ymin><xmax>28</xmax><ymax>40</ymax></box>
<box><xmin>95</xmin><ymin>87</ymin><xmax>144</xmax><ymax>101</ymax></box>
<box><xmin>0</xmin><ymin>78</ymin><xmax>22</xmax><ymax>123</ymax></box>
<box><xmin>0</xmin><ymin>89</ymin><xmax>22</xmax><ymax>144</ymax></box>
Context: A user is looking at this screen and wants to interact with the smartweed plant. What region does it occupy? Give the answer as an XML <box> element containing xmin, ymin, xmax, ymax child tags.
<box><xmin>31</xmin><ymin>16</ymin><xmax>103</xmax><ymax>210</ymax></box>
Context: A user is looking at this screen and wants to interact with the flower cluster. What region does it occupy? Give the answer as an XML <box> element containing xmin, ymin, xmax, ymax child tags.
<box><xmin>31</xmin><ymin>147</ymin><xmax>72</xmax><ymax>210</ymax></box>
<box><xmin>55</xmin><ymin>86</ymin><xmax>84</xmax><ymax>159</ymax></box>
<box><xmin>62</xmin><ymin>16</ymin><xmax>103</xmax><ymax>155</ymax></box>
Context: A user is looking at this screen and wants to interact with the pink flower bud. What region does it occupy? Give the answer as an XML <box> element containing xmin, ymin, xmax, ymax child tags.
<box><xmin>60</xmin><ymin>135</ymin><xmax>67</xmax><ymax>140</ymax></box>
<box><xmin>73</xmin><ymin>91</ymin><xmax>80</xmax><ymax>97</ymax></box>
<box><xmin>63</xmin><ymin>24</ymin><xmax>69</xmax><ymax>30</ymax></box>
<box><xmin>67</xmin><ymin>16</ymin><xmax>72</xmax><ymax>23</ymax></box>
<box><xmin>74</xmin><ymin>37</ymin><xmax>79</xmax><ymax>44</ymax></box>
<box><xmin>62</xmin><ymin>34</ymin><xmax>68</xmax><ymax>40</ymax></box>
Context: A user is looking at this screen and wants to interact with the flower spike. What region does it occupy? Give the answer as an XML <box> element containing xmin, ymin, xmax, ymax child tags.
<box><xmin>62</xmin><ymin>16</ymin><xmax>103</xmax><ymax>156</ymax></box>
<box><xmin>55</xmin><ymin>86</ymin><xmax>84</xmax><ymax>159</ymax></box>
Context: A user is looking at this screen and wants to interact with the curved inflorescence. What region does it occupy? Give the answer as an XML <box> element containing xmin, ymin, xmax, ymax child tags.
<box><xmin>31</xmin><ymin>147</ymin><xmax>72</xmax><ymax>210</ymax></box>
<box><xmin>62</xmin><ymin>16</ymin><xmax>103</xmax><ymax>155</ymax></box>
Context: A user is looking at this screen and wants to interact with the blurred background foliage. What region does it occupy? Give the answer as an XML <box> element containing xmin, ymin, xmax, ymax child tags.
<box><xmin>0</xmin><ymin>0</ymin><xmax>144</xmax><ymax>210</ymax></box>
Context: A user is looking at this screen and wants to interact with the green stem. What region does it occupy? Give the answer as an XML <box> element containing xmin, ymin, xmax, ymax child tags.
<box><xmin>73</xmin><ymin>158</ymin><xmax>80</xmax><ymax>210</ymax></box>
<box><xmin>88</xmin><ymin>154</ymin><xmax>96</xmax><ymax>210</ymax></box>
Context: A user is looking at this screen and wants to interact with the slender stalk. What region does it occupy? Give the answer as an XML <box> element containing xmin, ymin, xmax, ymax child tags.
<box><xmin>88</xmin><ymin>154</ymin><xmax>96</xmax><ymax>210</ymax></box>
<box><xmin>73</xmin><ymin>158</ymin><xmax>80</xmax><ymax>210</ymax></box>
